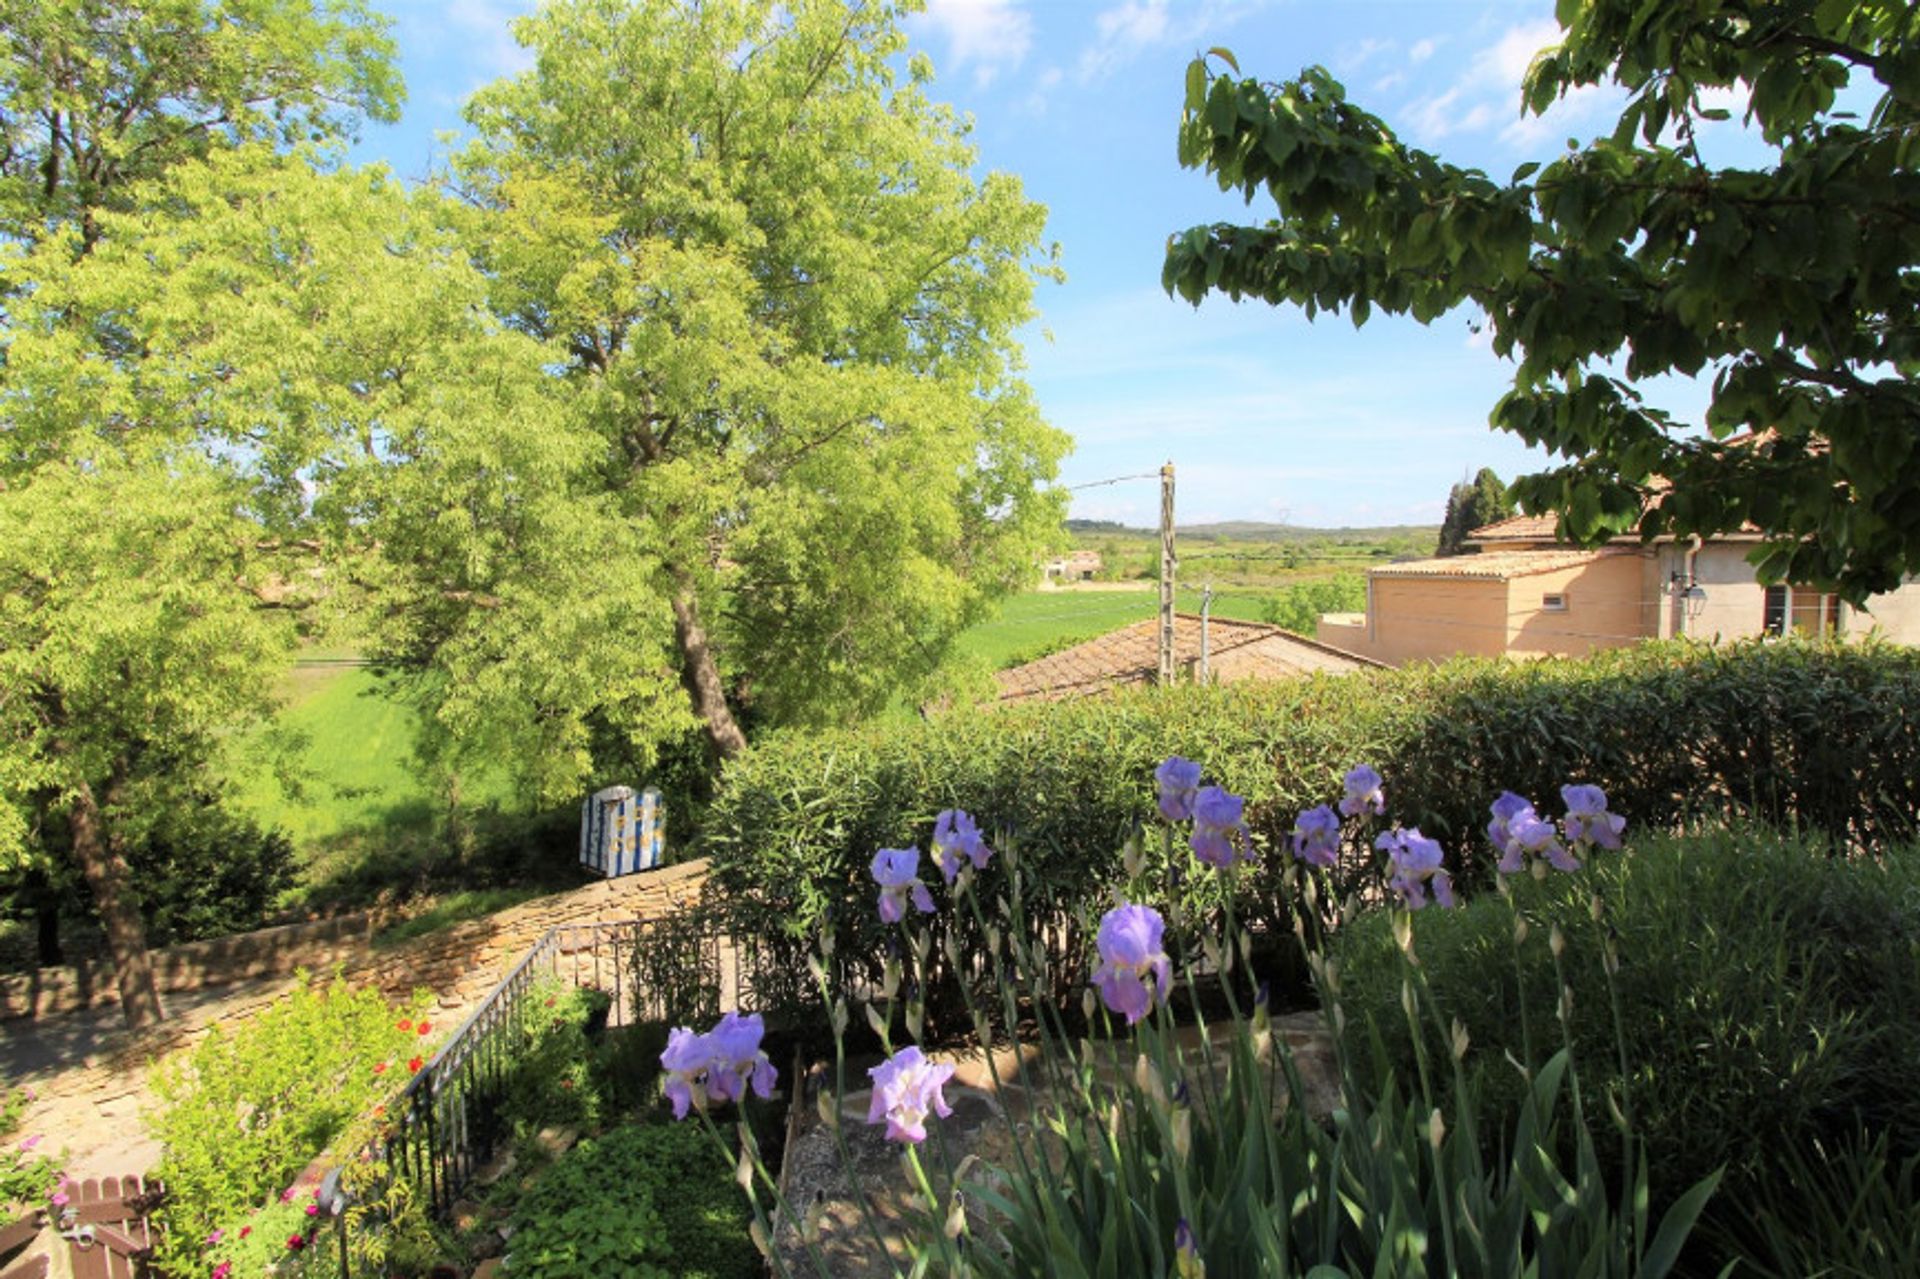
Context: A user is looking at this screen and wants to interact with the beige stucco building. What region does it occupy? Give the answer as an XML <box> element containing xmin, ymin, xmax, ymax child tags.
<box><xmin>1317</xmin><ymin>514</ymin><xmax>1920</xmax><ymax>666</ymax></box>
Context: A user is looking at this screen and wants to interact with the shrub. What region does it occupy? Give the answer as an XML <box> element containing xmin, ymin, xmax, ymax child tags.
<box><xmin>0</xmin><ymin>1087</ymin><xmax>59</xmax><ymax>1211</ymax></box>
<box><xmin>703</xmin><ymin>640</ymin><xmax>1920</xmax><ymax>1021</ymax></box>
<box><xmin>498</xmin><ymin>983</ymin><xmax>612</xmax><ymax>1137</ymax></box>
<box><xmin>123</xmin><ymin>797</ymin><xmax>300</xmax><ymax>946</ymax></box>
<box><xmin>505</xmin><ymin>1122</ymin><xmax>759</xmax><ymax>1279</ymax></box>
<box><xmin>147</xmin><ymin>974</ymin><xmax>432</xmax><ymax>1276</ymax></box>
<box><xmin>1332</xmin><ymin>826</ymin><xmax>1920</xmax><ymax>1233</ymax></box>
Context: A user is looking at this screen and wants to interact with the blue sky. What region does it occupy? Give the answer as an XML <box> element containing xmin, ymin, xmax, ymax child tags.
<box><xmin>356</xmin><ymin>0</ymin><xmax>1748</xmax><ymax>529</ymax></box>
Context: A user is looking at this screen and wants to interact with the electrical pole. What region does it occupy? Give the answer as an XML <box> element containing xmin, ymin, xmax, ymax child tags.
<box><xmin>1158</xmin><ymin>462</ymin><xmax>1175</xmax><ymax>686</ymax></box>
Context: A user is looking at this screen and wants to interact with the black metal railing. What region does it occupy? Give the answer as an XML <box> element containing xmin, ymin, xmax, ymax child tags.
<box><xmin>326</xmin><ymin>913</ymin><xmax>777</xmax><ymax>1276</ymax></box>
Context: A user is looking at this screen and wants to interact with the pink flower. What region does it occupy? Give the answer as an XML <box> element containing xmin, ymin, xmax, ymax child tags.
<box><xmin>305</xmin><ymin>1203</ymin><xmax>319</xmax><ymax>1217</ymax></box>
<box><xmin>17</xmin><ymin>1134</ymin><xmax>41</xmax><ymax>1152</ymax></box>
<box><xmin>212</xmin><ymin>1264</ymin><xmax>232</xmax><ymax>1279</ymax></box>
<box><xmin>49</xmin><ymin>1190</ymin><xmax>69</xmax><ymax>1208</ymax></box>
<box><xmin>206</xmin><ymin>1229</ymin><xmax>224</xmax><ymax>1245</ymax></box>
<box><xmin>280</xmin><ymin>1186</ymin><xmax>297</xmax><ymax>1203</ymax></box>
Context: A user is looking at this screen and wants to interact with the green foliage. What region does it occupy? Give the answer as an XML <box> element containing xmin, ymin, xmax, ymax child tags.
<box><xmin>1719</xmin><ymin>1132</ymin><xmax>1920</xmax><ymax>1279</ymax></box>
<box><xmin>1165</xmin><ymin>5</ymin><xmax>1920</xmax><ymax>599</ymax></box>
<box><xmin>0</xmin><ymin>0</ymin><xmax>401</xmax><ymax>242</ymax></box>
<box><xmin>976</xmin><ymin>1022</ymin><xmax>1713</xmax><ymax>1279</ymax></box>
<box><xmin>1437</xmin><ymin>467</ymin><xmax>1515</xmax><ymax>556</ymax></box>
<box><xmin>1259</xmin><ymin>572</ymin><xmax>1367</xmax><ymax>634</ymax></box>
<box><xmin>0</xmin><ymin>459</ymin><xmax>298</xmax><ymax>921</ymax></box>
<box><xmin>0</xmin><ymin>1087</ymin><xmax>60</xmax><ymax>1210</ymax></box>
<box><xmin>427</xmin><ymin>0</ymin><xmax>1068</xmax><ymax>761</ymax></box>
<box><xmin>505</xmin><ymin>1123</ymin><xmax>760</xmax><ymax>1279</ymax></box>
<box><xmin>1332</xmin><ymin>827</ymin><xmax>1920</xmax><ymax>1251</ymax></box>
<box><xmin>120</xmin><ymin>796</ymin><xmax>299</xmax><ymax>947</ymax></box>
<box><xmin>147</xmin><ymin>974</ymin><xmax>432</xmax><ymax>1276</ymax></box>
<box><xmin>704</xmin><ymin>640</ymin><xmax>1920</xmax><ymax>1021</ymax></box>
<box><xmin>499</xmin><ymin>983</ymin><xmax>612</xmax><ymax>1137</ymax></box>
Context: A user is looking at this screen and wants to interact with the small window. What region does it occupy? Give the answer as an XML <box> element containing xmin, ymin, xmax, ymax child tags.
<box><xmin>1541</xmin><ymin>593</ymin><xmax>1568</xmax><ymax>612</ymax></box>
<box><xmin>1763</xmin><ymin>584</ymin><xmax>1788</xmax><ymax>636</ymax></box>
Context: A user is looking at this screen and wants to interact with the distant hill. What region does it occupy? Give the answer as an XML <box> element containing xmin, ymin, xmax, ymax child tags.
<box><xmin>1066</xmin><ymin>518</ymin><xmax>1439</xmax><ymax>541</ymax></box>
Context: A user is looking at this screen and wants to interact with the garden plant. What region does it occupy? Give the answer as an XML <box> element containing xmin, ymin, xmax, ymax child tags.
<box><xmin>662</xmin><ymin>758</ymin><xmax>1723</xmax><ymax>1277</ymax></box>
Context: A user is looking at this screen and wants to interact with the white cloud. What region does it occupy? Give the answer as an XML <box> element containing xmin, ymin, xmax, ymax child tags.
<box><xmin>1076</xmin><ymin>0</ymin><xmax>1171</xmax><ymax>83</ymax></box>
<box><xmin>918</xmin><ymin>0</ymin><xmax>1035</xmax><ymax>88</ymax></box>
<box><xmin>441</xmin><ymin>0</ymin><xmax>537</xmax><ymax>82</ymax></box>
<box><xmin>1408</xmin><ymin>37</ymin><xmax>1440</xmax><ymax>65</ymax></box>
<box><xmin>1398</xmin><ymin>17</ymin><xmax>1623</xmax><ymax>149</ymax></box>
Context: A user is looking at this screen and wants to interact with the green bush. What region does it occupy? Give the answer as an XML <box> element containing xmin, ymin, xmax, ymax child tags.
<box><xmin>0</xmin><ymin>1087</ymin><xmax>59</xmax><ymax>1211</ymax></box>
<box><xmin>1331</xmin><ymin>826</ymin><xmax>1920</xmax><ymax>1241</ymax></box>
<box><xmin>147</xmin><ymin>974</ymin><xmax>432</xmax><ymax>1276</ymax></box>
<box><xmin>498</xmin><ymin>983</ymin><xmax>612</xmax><ymax>1136</ymax></box>
<box><xmin>1717</xmin><ymin>1131</ymin><xmax>1920</xmax><ymax>1278</ymax></box>
<box><xmin>505</xmin><ymin>1123</ymin><xmax>759</xmax><ymax>1279</ymax></box>
<box><xmin>703</xmin><ymin>640</ymin><xmax>1920</xmax><ymax>1021</ymax></box>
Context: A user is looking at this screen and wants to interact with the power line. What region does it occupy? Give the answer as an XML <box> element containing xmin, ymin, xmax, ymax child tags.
<box><xmin>1060</xmin><ymin>471</ymin><xmax>1161</xmax><ymax>492</ymax></box>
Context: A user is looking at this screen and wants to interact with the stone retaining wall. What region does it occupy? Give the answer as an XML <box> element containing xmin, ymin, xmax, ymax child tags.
<box><xmin>0</xmin><ymin>860</ymin><xmax>710</xmax><ymax>1022</ymax></box>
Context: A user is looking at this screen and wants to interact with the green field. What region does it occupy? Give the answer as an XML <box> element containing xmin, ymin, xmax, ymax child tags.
<box><xmin>953</xmin><ymin>586</ymin><xmax>1273</xmax><ymax>669</ymax></box>
<box><xmin>226</xmin><ymin>657</ymin><xmax>518</xmax><ymax>901</ymax></box>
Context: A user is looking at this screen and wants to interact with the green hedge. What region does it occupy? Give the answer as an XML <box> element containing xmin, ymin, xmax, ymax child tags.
<box><xmin>700</xmin><ymin>640</ymin><xmax>1920</xmax><ymax>1022</ymax></box>
<box><xmin>1331</xmin><ymin>825</ymin><xmax>1920</xmax><ymax>1264</ymax></box>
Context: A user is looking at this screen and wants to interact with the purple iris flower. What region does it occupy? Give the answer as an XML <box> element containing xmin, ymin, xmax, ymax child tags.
<box><xmin>1290</xmin><ymin>804</ymin><xmax>1342</xmax><ymax>868</ymax></box>
<box><xmin>1376</xmin><ymin>826</ymin><xmax>1456</xmax><ymax>910</ymax></box>
<box><xmin>1339</xmin><ymin>765</ymin><xmax>1386</xmax><ymax>818</ymax></box>
<box><xmin>871</xmin><ymin>847</ymin><xmax>936</xmax><ymax>924</ymax></box>
<box><xmin>1091</xmin><ymin>903</ymin><xmax>1173</xmax><ymax>1024</ymax></box>
<box><xmin>659</xmin><ymin>1026</ymin><xmax>713</xmax><ymax>1119</ymax></box>
<box><xmin>1190</xmin><ymin>786</ymin><xmax>1253</xmax><ymax>869</ymax></box>
<box><xmin>1156</xmin><ymin>756</ymin><xmax>1203</xmax><ymax>822</ymax></box>
<box><xmin>1489</xmin><ymin>792</ymin><xmax>1580</xmax><ymax>874</ymax></box>
<box><xmin>1561</xmin><ymin>784</ymin><xmax>1625</xmax><ymax>851</ymax></box>
<box><xmin>932</xmin><ymin>809</ymin><xmax>993</xmax><ymax>885</ymax></box>
<box><xmin>866</xmin><ymin>1046</ymin><xmax>955</xmax><ymax>1144</ymax></box>
<box><xmin>704</xmin><ymin>1011</ymin><xmax>778</xmax><ymax>1105</ymax></box>
<box><xmin>1174</xmin><ymin>1220</ymin><xmax>1203</xmax><ymax>1279</ymax></box>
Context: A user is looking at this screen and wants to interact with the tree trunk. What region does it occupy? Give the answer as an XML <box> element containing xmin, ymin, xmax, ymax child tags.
<box><xmin>669</xmin><ymin>582</ymin><xmax>748</xmax><ymax>760</ymax></box>
<box><xmin>28</xmin><ymin>869</ymin><xmax>63</xmax><ymax>967</ymax></box>
<box><xmin>68</xmin><ymin>779</ymin><xmax>164</xmax><ymax>1030</ymax></box>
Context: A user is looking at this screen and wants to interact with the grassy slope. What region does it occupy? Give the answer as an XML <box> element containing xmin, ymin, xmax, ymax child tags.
<box><xmin>228</xmin><ymin>660</ymin><xmax>516</xmax><ymax>878</ymax></box>
<box><xmin>952</xmin><ymin>587</ymin><xmax>1274</xmax><ymax>670</ymax></box>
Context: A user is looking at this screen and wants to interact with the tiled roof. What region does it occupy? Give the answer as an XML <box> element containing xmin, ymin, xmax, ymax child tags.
<box><xmin>1468</xmin><ymin>513</ymin><xmax>1561</xmax><ymax>542</ymax></box>
<box><xmin>1370</xmin><ymin>548</ymin><xmax>1633</xmax><ymax>581</ymax></box>
<box><xmin>994</xmin><ymin>613</ymin><xmax>1378</xmax><ymax>704</ymax></box>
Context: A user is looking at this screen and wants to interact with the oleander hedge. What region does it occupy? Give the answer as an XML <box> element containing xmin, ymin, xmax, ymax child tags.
<box><xmin>700</xmin><ymin>639</ymin><xmax>1920</xmax><ymax>1023</ymax></box>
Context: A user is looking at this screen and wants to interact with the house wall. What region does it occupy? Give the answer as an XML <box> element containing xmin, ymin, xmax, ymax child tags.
<box><xmin>1851</xmin><ymin>579</ymin><xmax>1920</xmax><ymax>643</ymax></box>
<box><xmin>1340</xmin><ymin>576</ymin><xmax>1510</xmax><ymax>665</ymax></box>
<box><xmin>1505</xmin><ymin>555</ymin><xmax>1653</xmax><ymax>656</ymax></box>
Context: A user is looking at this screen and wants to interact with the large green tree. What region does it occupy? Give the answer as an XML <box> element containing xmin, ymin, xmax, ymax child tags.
<box><xmin>1165</xmin><ymin>2</ymin><xmax>1920</xmax><ymax>599</ymax></box>
<box><xmin>0</xmin><ymin>0</ymin><xmax>399</xmax><ymax>1026</ymax></box>
<box><xmin>442</xmin><ymin>0</ymin><xmax>1067</xmax><ymax>763</ymax></box>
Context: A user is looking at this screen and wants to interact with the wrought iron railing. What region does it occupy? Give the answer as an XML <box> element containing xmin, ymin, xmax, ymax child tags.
<box><xmin>326</xmin><ymin>913</ymin><xmax>777</xmax><ymax>1276</ymax></box>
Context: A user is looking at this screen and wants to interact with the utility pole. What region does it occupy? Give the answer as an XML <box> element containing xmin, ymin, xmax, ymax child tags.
<box><xmin>1158</xmin><ymin>461</ymin><xmax>1175</xmax><ymax>686</ymax></box>
<box><xmin>1199</xmin><ymin>582</ymin><xmax>1213</xmax><ymax>685</ymax></box>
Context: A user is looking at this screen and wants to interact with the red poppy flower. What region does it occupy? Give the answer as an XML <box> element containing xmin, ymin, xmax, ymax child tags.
<box><xmin>373</xmin><ymin>1062</ymin><xmax>387</xmax><ymax>1075</ymax></box>
<box><xmin>409</xmin><ymin>1056</ymin><xmax>424</xmax><ymax>1073</ymax></box>
<box><xmin>416</xmin><ymin>1021</ymin><xmax>431</xmax><ymax>1036</ymax></box>
<box><xmin>286</xmin><ymin>1234</ymin><xmax>305</xmax><ymax>1251</ymax></box>
<box><xmin>397</xmin><ymin>1019</ymin><xmax>412</xmax><ymax>1031</ymax></box>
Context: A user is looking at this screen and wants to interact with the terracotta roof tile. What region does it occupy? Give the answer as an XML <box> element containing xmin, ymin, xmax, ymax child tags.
<box><xmin>994</xmin><ymin>613</ymin><xmax>1378</xmax><ymax>705</ymax></box>
<box><xmin>1369</xmin><ymin>548</ymin><xmax>1634</xmax><ymax>581</ymax></box>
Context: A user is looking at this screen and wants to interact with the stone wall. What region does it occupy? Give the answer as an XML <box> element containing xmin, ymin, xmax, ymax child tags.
<box><xmin>0</xmin><ymin>859</ymin><xmax>710</xmax><ymax>1022</ymax></box>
